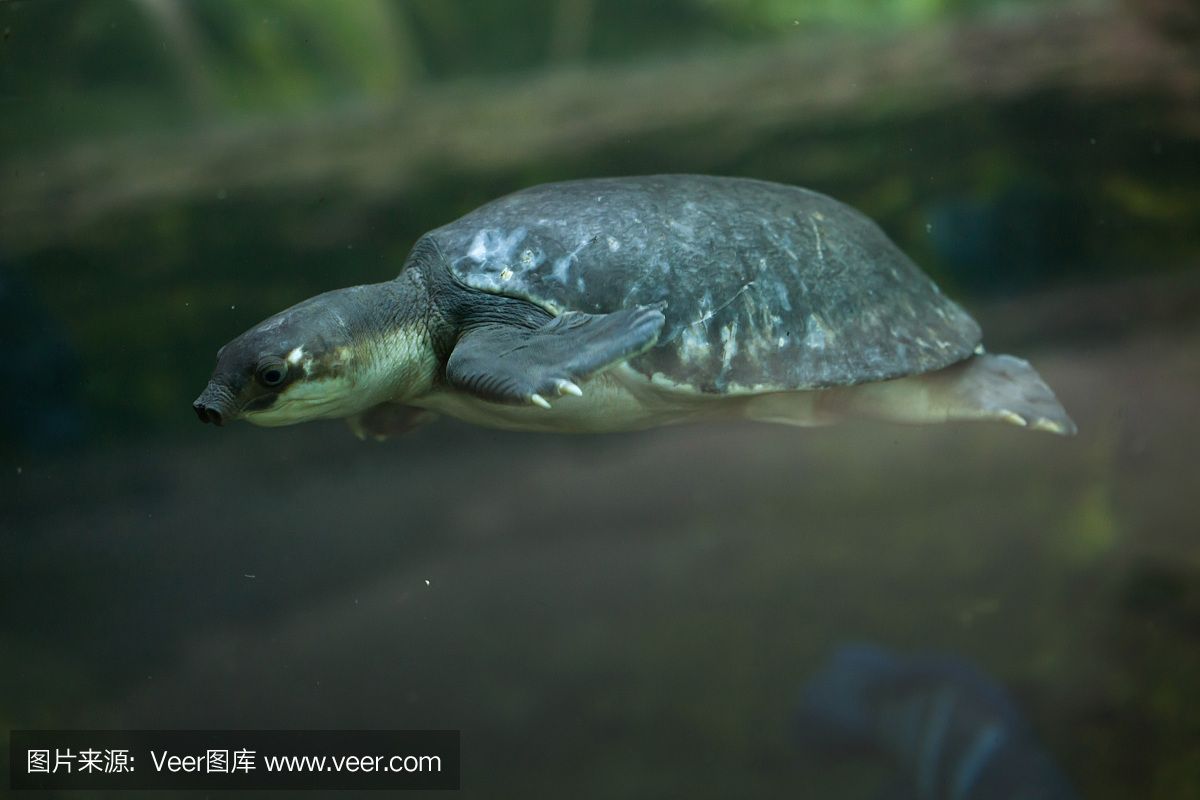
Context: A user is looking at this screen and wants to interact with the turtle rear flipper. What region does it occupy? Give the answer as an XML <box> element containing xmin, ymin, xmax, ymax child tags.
<box><xmin>744</xmin><ymin>354</ymin><xmax>1076</xmax><ymax>435</ymax></box>
<box><xmin>446</xmin><ymin>306</ymin><xmax>665</xmax><ymax>408</ymax></box>
<box><xmin>927</xmin><ymin>353</ymin><xmax>1077</xmax><ymax>435</ymax></box>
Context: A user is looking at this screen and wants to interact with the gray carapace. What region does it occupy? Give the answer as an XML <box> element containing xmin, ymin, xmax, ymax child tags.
<box><xmin>194</xmin><ymin>175</ymin><xmax>1076</xmax><ymax>439</ymax></box>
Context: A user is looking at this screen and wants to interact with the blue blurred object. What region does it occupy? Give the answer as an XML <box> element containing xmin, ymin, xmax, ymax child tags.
<box><xmin>796</xmin><ymin>643</ymin><xmax>1078</xmax><ymax>800</ymax></box>
<box><xmin>925</xmin><ymin>184</ymin><xmax>1084</xmax><ymax>295</ymax></box>
<box><xmin>0</xmin><ymin>257</ymin><xmax>87</xmax><ymax>452</ymax></box>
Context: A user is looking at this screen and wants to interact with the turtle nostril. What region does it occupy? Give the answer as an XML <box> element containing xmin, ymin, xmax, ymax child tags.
<box><xmin>193</xmin><ymin>402</ymin><xmax>224</xmax><ymax>425</ymax></box>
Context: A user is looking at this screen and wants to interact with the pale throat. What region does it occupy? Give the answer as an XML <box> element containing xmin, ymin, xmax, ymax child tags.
<box><xmin>357</xmin><ymin>321</ymin><xmax>438</xmax><ymax>404</ymax></box>
<box><xmin>353</xmin><ymin>274</ymin><xmax>442</xmax><ymax>405</ymax></box>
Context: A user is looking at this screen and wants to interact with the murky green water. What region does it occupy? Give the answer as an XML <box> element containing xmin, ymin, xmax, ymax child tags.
<box><xmin>3</xmin><ymin>1</ymin><xmax>1199</xmax><ymax>797</ymax></box>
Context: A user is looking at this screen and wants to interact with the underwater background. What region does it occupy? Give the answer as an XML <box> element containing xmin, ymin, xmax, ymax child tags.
<box><xmin>2</xmin><ymin>0</ymin><xmax>1199</xmax><ymax>797</ymax></box>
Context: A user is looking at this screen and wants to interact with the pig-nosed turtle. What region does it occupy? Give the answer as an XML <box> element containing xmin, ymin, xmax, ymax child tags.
<box><xmin>193</xmin><ymin>175</ymin><xmax>1076</xmax><ymax>438</ymax></box>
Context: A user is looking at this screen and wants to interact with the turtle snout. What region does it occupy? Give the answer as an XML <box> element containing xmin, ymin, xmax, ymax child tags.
<box><xmin>193</xmin><ymin>383</ymin><xmax>234</xmax><ymax>426</ymax></box>
<box><xmin>193</xmin><ymin>402</ymin><xmax>224</xmax><ymax>425</ymax></box>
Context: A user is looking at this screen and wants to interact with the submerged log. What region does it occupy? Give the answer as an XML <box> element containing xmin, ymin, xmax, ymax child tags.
<box><xmin>1</xmin><ymin>3</ymin><xmax>1196</xmax><ymax>252</ymax></box>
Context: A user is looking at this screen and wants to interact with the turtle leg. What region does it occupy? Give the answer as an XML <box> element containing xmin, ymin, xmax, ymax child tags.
<box><xmin>832</xmin><ymin>353</ymin><xmax>1076</xmax><ymax>435</ymax></box>
<box><xmin>928</xmin><ymin>352</ymin><xmax>1077</xmax><ymax>435</ymax></box>
<box><xmin>445</xmin><ymin>306</ymin><xmax>665</xmax><ymax>407</ymax></box>
<box><xmin>346</xmin><ymin>403</ymin><xmax>437</xmax><ymax>441</ymax></box>
<box><xmin>742</xmin><ymin>354</ymin><xmax>1076</xmax><ymax>435</ymax></box>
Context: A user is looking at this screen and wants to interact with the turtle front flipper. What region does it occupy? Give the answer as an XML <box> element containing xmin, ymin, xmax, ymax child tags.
<box><xmin>346</xmin><ymin>403</ymin><xmax>437</xmax><ymax>441</ymax></box>
<box><xmin>446</xmin><ymin>306</ymin><xmax>665</xmax><ymax>407</ymax></box>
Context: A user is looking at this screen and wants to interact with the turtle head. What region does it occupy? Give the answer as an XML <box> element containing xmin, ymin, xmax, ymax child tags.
<box><xmin>193</xmin><ymin>283</ymin><xmax>432</xmax><ymax>428</ymax></box>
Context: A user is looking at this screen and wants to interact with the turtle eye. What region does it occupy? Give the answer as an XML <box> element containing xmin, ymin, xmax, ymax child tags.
<box><xmin>257</xmin><ymin>358</ymin><xmax>288</xmax><ymax>387</ymax></box>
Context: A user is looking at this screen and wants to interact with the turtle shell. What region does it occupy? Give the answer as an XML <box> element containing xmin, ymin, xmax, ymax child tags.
<box><xmin>420</xmin><ymin>175</ymin><xmax>981</xmax><ymax>394</ymax></box>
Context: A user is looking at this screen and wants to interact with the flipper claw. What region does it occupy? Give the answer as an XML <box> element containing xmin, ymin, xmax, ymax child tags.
<box><xmin>555</xmin><ymin>379</ymin><xmax>583</xmax><ymax>397</ymax></box>
<box><xmin>999</xmin><ymin>410</ymin><xmax>1029</xmax><ymax>427</ymax></box>
<box><xmin>530</xmin><ymin>393</ymin><xmax>552</xmax><ymax>409</ymax></box>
